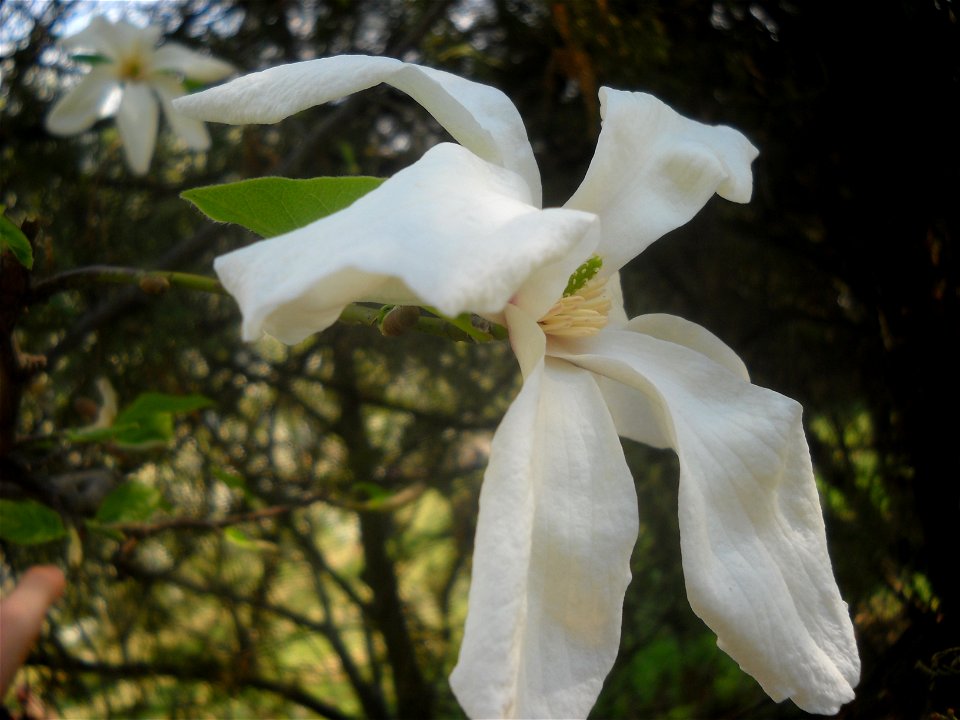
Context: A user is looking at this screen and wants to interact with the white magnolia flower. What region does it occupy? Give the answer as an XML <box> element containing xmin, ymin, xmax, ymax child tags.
<box><xmin>45</xmin><ymin>16</ymin><xmax>234</xmax><ymax>174</ymax></box>
<box><xmin>175</xmin><ymin>56</ymin><xmax>860</xmax><ymax>718</ymax></box>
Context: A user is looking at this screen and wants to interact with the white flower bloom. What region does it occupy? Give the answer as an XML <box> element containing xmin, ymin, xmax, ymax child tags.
<box><xmin>175</xmin><ymin>56</ymin><xmax>860</xmax><ymax>718</ymax></box>
<box><xmin>45</xmin><ymin>16</ymin><xmax>234</xmax><ymax>175</ymax></box>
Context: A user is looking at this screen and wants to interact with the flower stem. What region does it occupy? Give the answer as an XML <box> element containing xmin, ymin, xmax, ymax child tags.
<box><xmin>27</xmin><ymin>266</ymin><xmax>508</xmax><ymax>343</ymax></box>
<box><xmin>340</xmin><ymin>304</ymin><xmax>506</xmax><ymax>343</ymax></box>
<box><xmin>423</xmin><ymin>307</ymin><xmax>504</xmax><ymax>342</ymax></box>
<box><xmin>28</xmin><ymin>265</ymin><xmax>226</xmax><ymax>301</ymax></box>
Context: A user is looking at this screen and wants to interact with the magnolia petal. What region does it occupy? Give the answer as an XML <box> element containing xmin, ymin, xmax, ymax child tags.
<box><xmin>605</xmin><ymin>272</ymin><xmax>629</xmax><ymax>329</ymax></box>
<box><xmin>173</xmin><ymin>55</ymin><xmax>542</xmax><ymax>203</ymax></box>
<box><xmin>626</xmin><ymin>314</ymin><xmax>749</xmax><ymax>381</ymax></box>
<box><xmin>65</xmin><ymin>16</ymin><xmax>161</xmax><ymax>63</ymax></box>
<box><xmin>152</xmin><ymin>42</ymin><xmax>235</xmax><ymax>82</ymax></box>
<box><xmin>565</xmin><ymin>88</ymin><xmax>758</xmax><ymax>272</ymax></box>
<box><xmin>214</xmin><ymin>143</ymin><xmax>594</xmax><ymax>344</ymax></box>
<box><xmin>103</xmin><ymin>18</ymin><xmax>162</xmax><ymax>62</ymax></box>
<box><xmin>554</xmin><ymin>330</ymin><xmax>859</xmax><ymax>714</ymax></box>
<box><xmin>115</xmin><ymin>84</ymin><xmax>159</xmax><ymax>175</ymax></box>
<box><xmin>45</xmin><ymin>69</ymin><xmax>118</xmax><ymax>135</ymax></box>
<box><xmin>587</xmin><ymin>314</ymin><xmax>749</xmax><ymax>449</ymax></box>
<box><xmin>61</xmin><ymin>16</ymin><xmax>122</xmax><ymax>58</ymax></box>
<box><xmin>506</xmin><ymin>304</ymin><xmax>547</xmax><ymax>380</ymax></box>
<box><xmin>451</xmin><ymin>308</ymin><xmax>638</xmax><ymax>718</ymax></box>
<box><xmin>153</xmin><ymin>75</ymin><xmax>211</xmax><ymax>150</ymax></box>
<box><xmin>510</xmin><ymin>227</ymin><xmax>600</xmax><ymax>321</ymax></box>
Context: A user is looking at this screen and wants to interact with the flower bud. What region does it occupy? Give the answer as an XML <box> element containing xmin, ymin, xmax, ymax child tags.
<box><xmin>379</xmin><ymin>305</ymin><xmax>420</xmax><ymax>337</ymax></box>
<box><xmin>139</xmin><ymin>275</ymin><xmax>170</xmax><ymax>295</ymax></box>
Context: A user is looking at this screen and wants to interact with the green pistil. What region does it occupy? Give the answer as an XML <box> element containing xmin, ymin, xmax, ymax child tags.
<box><xmin>563</xmin><ymin>255</ymin><xmax>603</xmax><ymax>297</ymax></box>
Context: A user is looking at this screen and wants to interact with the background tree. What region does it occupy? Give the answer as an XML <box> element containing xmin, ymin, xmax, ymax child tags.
<box><xmin>1</xmin><ymin>0</ymin><xmax>956</xmax><ymax>717</ymax></box>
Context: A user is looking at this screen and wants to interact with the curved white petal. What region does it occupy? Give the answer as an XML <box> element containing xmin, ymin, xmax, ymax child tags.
<box><xmin>565</xmin><ymin>88</ymin><xmax>758</xmax><ymax>272</ymax></box>
<box><xmin>152</xmin><ymin>42</ymin><xmax>234</xmax><ymax>82</ymax></box>
<box><xmin>106</xmin><ymin>18</ymin><xmax>162</xmax><ymax>62</ymax></box>
<box><xmin>553</xmin><ymin>330</ymin><xmax>859</xmax><ymax>714</ymax></box>
<box><xmin>115</xmin><ymin>84</ymin><xmax>159</xmax><ymax>175</ymax></box>
<box><xmin>45</xmin><ymin>69</ymin><xmax>119</xmax><ymax>135</ymax></box>
<box><xmin>451</xmin><ymin>308</ymin><xmax>638</xmax><ymax>718</ymax></box>
<box><xmin>173</xmin><ymin>55</ymin><xmax>542</xmax><ymax>203</ymax></box>
<box><xmin>152</xmin><ymin>75</ymin><xmax>211</xmax><ymax>150</ymax></box>
<box><xmin>587</xmin><ymin>314</ymin><xmax>749</xmax><ymax>449</ymax></box>
<box><xmin>510</xmin><ymin>228</ymin><xmax>600</xmax><ymax>321</ymax></box>
<box><xmin>214</xmin><ymin>143</ymin><xmax>595</xmax><ymax>344</ymax></box>
<box><xmin>171</xmin><ymin>55</ymin><xmax>399</xmax><ymax>123</ymax></box>
<box><xmin>626</xmin><ymin>314</ymin><xmax>749</xmax><ymax>381</ymax></box>
<box><xmin>506</xmin><ymin>304</ymin><xmax>547</xmax><ymax>380</ymax></box>
<box><xmin>61</xmin><ymin>16</ymin><xmax>120</xmax><ymax>57</ymax></box>
<box><xmin>65</xmin><ymin>16</ymin><xmax>160</xmax><ymax>62</ymax></box>
<box><xmin>605</xmin><ymin>272</ymin><xmax>629</xmax><ymax>329</ymax></box>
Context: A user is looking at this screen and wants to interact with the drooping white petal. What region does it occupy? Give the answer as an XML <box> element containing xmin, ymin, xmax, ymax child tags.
<box><xmin>626</xmin><ymin>314</ymin><xmax>750</xmax><ymax>380</ymax></box>
<box><xmin>553</xmin><ymin>329</ymin><xmax>859</xmax><ymax>714</ymax></box>
<box><xmin>451</xmin><ymin>306</ymin><xmax>638</xmax><ymax>719</ymax></box>
<box><xmin>152</xmin><ymin>42</ymin><xmax>234</xmax><ymax>82</ymax></box>
<box><xmin>588</xmin><ymin>314</ymin><xmax>750</xmax><ymax>449</ymax></box>
<box><xmin>173</xmin><ymin>55</ymin><xmax>542</xmax><ymax>203</ymax></box>
<box><xmin>152</xmin><ymin>75</ymin><xmax>211</xmax><ymax>150</ymax></box>
<box><xmin>115</xmin><ymin>84</ymin><xmax>159</xmax><ymax>175</ymax></box>
<box><xmin>565</xmin><ymin>88</ymin><xmax>759</xmax><ymax>272</ymax></box>
<box><xmin>214</xmin><ymin>143</ymin><xmax>595</xmax><ymax>344</ymax></box>
<box><xmin>45</xmin><ymin>68</ymin><xmax>119</xmax><ymax>135</ymax></box>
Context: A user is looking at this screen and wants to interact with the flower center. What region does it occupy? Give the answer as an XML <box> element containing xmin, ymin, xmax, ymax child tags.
<box><xmin>118</xmin><ymin>55</ymin><xmax>149</xmax><ymax>81</ymax></box>
<box><xmin>538</xmin><ymin>258</ymin><xmax>611</xmax><ymax>338</ymax></box>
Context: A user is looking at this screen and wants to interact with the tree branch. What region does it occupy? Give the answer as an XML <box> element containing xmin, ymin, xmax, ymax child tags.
<box><xmin>31</xmin><ymin>655</ymin><xmax>352</xmax><ymax>720</ymax></box>
<box><xmin>28</xmin><ymin>265</ymin><xmax>227</xmax><ymax>302</ymax></box>
<box><xmin>105</xmin><ymin>482</ymin><xmax>427</xmax><ymax>538</ymax></box>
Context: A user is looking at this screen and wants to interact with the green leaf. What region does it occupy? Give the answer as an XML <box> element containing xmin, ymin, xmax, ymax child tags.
<box><xmin>352</xmin><ymin>481</ymin><xmax>391</xmax><ymax>500</ymax></box>
<box><xmin>0</xmin><ymin>499</ymin><xmax>66</xmax><ymax>544</ymax></box>
<box><xmin>224</xmin><ymin>526</ymin><xmax>251</xmax><ymax>547</ymax></box>
<box><xmin>115</xmin><ymin>392</ymin><xmax>214</xmax><ymax>420</ymax></box>
<box><xmin>181</xmin><ymin>176</ymin><xmax>385</xmax><ymax>238</ymax></box>
<box><xmin>0</xmin><ymin>213</ymin><xmax>33</xmax><ymax>269</ymax></box>
<box><xmin>71</xmin><ymin>53</ymin><xmax>113</xmax><ymax>65</ymax></box>
<box><xmin>66</xmin><ymin>393</ymin><xmax>213</xmax><ymax>448</ymax></box>
<box><xmin>212</xmin><ymin>468</ymin><xmax>246</xmax><ymax>490</ymax></box>
<box><xmin>112</xmin><ymin>392</ymin><xmax>212</xmax><ymax>447</ymax></box>
<box><xmin>94</xmin><ymin>482</ymin><xmax>164</xmax><ymax>524</ymax></box>
<box><xmin>113</xmin><ymin>413</ymin><xmax>175</xmax><ymax>447</ymax></box>
<box><xmin>66</xmin><ymin>423</ymin><xmax>139</xmax><ymax>444</ymax></box>
<box><xmin>211</xmin><ymin>468</ymin><xmax>260</xmax><ymax>505</ymax></box>
<box><xmin>224</xmin><ymin>527</ymin><xmax>277</xmax><ymax>552</ymax></box>
<box><xmin>86</xmin><ymin>524</ymin><xmax>125</xmax><ymax>541</ymax></box>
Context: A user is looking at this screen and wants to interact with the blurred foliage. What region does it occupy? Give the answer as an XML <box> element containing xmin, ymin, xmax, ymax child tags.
<box><xmin>1</xmin><ymin>0</ymin><xmax>957</xmax><ymax>718</ymax></box>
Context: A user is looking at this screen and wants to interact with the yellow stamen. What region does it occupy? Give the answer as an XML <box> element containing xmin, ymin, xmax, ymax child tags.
<box><xmin>118</xmin><ymin>55</ymin><xmax>148</xmax><ymax>81</ymax></box>
<box><xmin>538</xmin><ymin>276</ymin><xmax>611</xmax><ymax>338</ymax></box>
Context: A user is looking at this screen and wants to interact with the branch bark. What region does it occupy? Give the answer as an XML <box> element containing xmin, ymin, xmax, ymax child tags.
<box><xmin>333</xmin><ymin>338</ymin><xmax>434</xmax><ymax>719</ymax></box>
<box><xmin>32</xmin><ymin>655</ymin><xmax>352</xmax><ymax>720</ymax></box>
